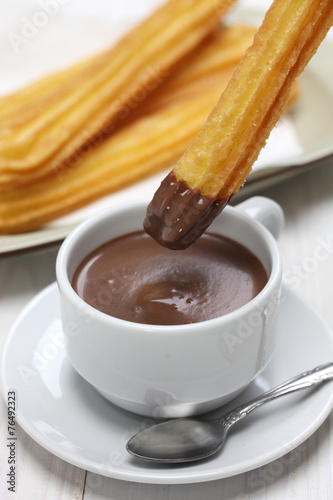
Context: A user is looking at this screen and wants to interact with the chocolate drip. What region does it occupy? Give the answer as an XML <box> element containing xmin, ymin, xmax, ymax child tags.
<box><xmin>144</xmin><ymin>171</ymin><xmax>230</xmax><ymax>250</ymax></box>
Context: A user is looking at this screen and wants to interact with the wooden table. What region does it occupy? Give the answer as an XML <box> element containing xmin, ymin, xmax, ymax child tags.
<box><xmin>1</xmin><ymin>161</ymin><xmax>333</xmax><ymax>500</ymax></box>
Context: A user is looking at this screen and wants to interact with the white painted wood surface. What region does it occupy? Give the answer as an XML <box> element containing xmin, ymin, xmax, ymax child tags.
<box><xmin>1</xmin><ymin>162</ymin><xmax>333</xmax><ymax>500</ymax></box>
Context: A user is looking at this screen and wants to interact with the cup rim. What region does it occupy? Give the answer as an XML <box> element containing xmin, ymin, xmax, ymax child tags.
<box><xmin>56</xmin><ymin>198</ymin><xmax>282</xmax><ymax>333</ymax></box>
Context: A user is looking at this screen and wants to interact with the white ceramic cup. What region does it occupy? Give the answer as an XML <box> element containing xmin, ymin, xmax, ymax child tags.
<box><xmin>56</xmin><ymin>196</ymin><xmax>283</xmax><ymax>418</ymax></box>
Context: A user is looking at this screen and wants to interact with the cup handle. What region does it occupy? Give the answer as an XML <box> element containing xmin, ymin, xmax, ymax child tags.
<box><xmin>234</xmin><ymin>196</ymin><xmax>284</xmax><ymax>240</ymax></box>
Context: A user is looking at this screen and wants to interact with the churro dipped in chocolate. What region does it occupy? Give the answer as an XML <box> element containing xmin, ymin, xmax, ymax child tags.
<box><xmin>144</xmin><ymin>0</ymin><xmax>333</xmax><ymax>249</ymax></box>
<box><xmin>0</xmin><ymin>25</ymin><xmax>261</xmax><ymax>234</ymax></box>
<box><xmin>0</xmin><ymin>0</ymin><xmax>237</xmax><ymax>189</ymax></box>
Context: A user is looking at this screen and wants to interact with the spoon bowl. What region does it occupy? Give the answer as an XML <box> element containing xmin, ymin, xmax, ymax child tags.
<box><xmin>127</xmin><ymin>418</ymin><xmax>226</xmax><ymax>463</ymax></box>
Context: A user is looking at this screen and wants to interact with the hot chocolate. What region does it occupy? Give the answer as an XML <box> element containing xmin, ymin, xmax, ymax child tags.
<box><xmin>72</xmin><ymin>230</ymin><xmax>267</xmax><ymax>325</ymax></box>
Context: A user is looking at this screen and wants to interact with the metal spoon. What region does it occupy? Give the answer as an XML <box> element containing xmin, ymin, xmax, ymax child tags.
<box><xmin>126</xmin><ymin>362</ymin><xmax>333</xmax><ymax>463</ymax></box>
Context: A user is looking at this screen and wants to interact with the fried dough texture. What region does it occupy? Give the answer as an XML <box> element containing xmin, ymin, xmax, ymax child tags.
<box><xmin>144</xmin><ymin>0</ymin><xmax>333</xmax><ymax>249</ymax></box>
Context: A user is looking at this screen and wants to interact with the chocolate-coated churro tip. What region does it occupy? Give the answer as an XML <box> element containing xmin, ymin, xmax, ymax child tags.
<box><xmin>143</xmin><ymin>171</ymin><xmax>230</xmax><ymax>250</ymax></box>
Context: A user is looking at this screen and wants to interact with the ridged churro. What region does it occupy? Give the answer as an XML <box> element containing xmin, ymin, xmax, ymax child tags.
<box><xmin>0</xmin><ymin>0</ymin><xmax>236</xmax><ymax>189</ymax></box>
<box><xmin>0</xmin><ymin>25</ymin><xmax>259</xmax><ymax>234</ymax></box>
<box><xmin>144</xmin><ymin>0</ymin><xmax>333</xmax><ymax>249</ymax></box>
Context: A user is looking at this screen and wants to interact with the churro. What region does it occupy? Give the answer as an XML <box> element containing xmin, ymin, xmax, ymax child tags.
<box><xmin>0</xmin><ymin>0</ymin><xmax>236</xmax><ymax>189</ymax></box>
<box><xmin>144</xmin><ymin>0</ymin><xmax>333</xmax><ymax>249</ymax></box>
<box><xmin>0</xmin><ymin>25</ymin><xmax>259</xmax><ymax>234</ymax></box>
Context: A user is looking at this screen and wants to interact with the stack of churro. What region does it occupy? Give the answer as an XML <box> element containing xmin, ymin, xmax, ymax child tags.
<box><xmin>0</xmin><ymin>0</ymin><xmax>301</xmax><ymax>234</ymax></box>
<box><xmin>1</xmin><ymin>0</ymin><xmax>237</xmax><ymax>189</ymax></box>
<box><xmin>0</xmin><ymin>0</ymin><xmax>244</xmax><ymax>233</ymax></box>
<box><xmin>144</xmin><ymin>0</ymin><xmax>333</xmax><ymax>249</ymax></box>
<box><xmin>0</xmin><ymin>24</ymin><xmax>262</xmax><ymax>233</ymax></box>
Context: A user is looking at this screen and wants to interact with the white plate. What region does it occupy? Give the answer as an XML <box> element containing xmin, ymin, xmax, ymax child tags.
<box><xmin>2</xmin><ymin>283</ymin><xmax>333</xmax><ymax>484</ymax></box>
<box><xmin>1</xmin><ymin>2</ymin><xmax>333</xmax><ymax>254</ymax></box>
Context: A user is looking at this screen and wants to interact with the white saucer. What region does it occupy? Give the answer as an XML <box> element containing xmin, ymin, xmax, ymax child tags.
<box><xmin>2</xmin><ymin>283</ymin><xmax>333</xmax><ymax>484</ymax></box>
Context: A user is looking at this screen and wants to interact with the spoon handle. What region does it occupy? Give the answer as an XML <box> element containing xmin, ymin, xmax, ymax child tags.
<box><xmin>224</xmin><ymin>362</ymin><xmax>333</xmax><ymax>424</ymax></box>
